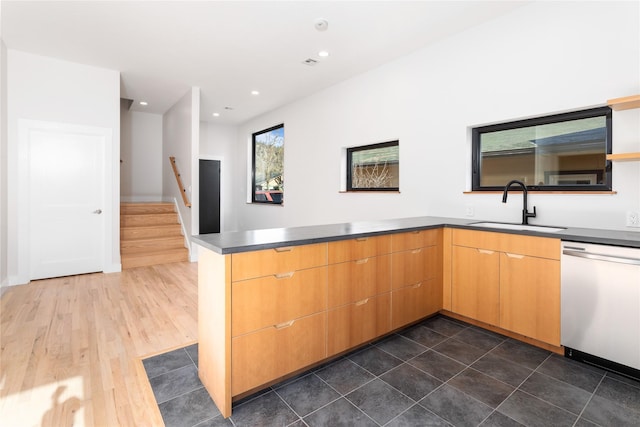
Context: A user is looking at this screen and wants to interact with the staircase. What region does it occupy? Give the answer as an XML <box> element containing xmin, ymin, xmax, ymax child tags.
<box><xmin>120</xmin><ymin>202</ymin><xmax>189</xmax><ymax>269</ymax></box>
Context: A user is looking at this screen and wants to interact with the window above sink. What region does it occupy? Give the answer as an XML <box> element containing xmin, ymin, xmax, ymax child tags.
<box><xmin>471</xmin><ymin>107</ymin><xmax>612</xmax><ymax>192</ymax></box>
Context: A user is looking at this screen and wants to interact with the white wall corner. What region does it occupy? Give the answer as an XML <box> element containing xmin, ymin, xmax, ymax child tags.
<box><xmin>173</xmin><ymin>197</ymin><xmax>193</xmax><ymax>260</ymax></box>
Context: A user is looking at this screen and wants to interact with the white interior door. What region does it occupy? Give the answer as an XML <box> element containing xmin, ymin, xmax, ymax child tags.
<box><xmin>29</xmin><ymin>128</ymin><xmax>105</xmax><ymax>280</ymax></box>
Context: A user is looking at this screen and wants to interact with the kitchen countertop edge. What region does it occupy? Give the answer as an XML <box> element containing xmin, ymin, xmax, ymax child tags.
<box><xmin>191</xmin><ymin>216</ymin><xmax>640</xmax><ymax>254</ymax></box>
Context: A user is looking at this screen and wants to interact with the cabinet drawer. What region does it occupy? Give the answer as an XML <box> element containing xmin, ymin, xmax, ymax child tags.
<box><xmin>452</xmin><ymin>229</ymin><xmax>559</xmax><ymax>259</ymax></box>
<box><xmin>328</xmin><ymin>235</ymin><xmax>392</xmax><ymax>264</ymax></box>
<box><xmin>391</xmin><ymin>229</ymin><xmax>440</xmax><ymax>252</ymax></box>
<box><xmin>231</xmin><ymin>243</ymin><xmax>327</xmax><ymax>281</ymax></box>
<box><xmin>328</xmin><ymin>255</ymin><xmax>391</xmax><ymax>308</ymax></box>
<box><xmin>232</xmin><ymin>267</ymin><xmax>327</xmax><ymax>337</ymax></box>
<box><xmin>231</xmin><ymin>312</ymin><xmax>326</xmax><ymax>395</ymax></box>
<box><xmin>391</xmin><ymin>246</ymin><xmax>439</xmax><ymax>290</ymax></box>
<box><xmin>327</xmin><ymin>293</ymin><xmax>391</xmax><ymax>356</ymax></box>
<box><xmin>391</xmin><ymin>278</ymin><xmax>441</xmax><ymax>329</ymax></box>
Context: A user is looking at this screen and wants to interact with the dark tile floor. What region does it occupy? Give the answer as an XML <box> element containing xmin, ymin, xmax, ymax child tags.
<box><xmin>142</xmin><ymin>315</ymin><xmax>640</xmax><ymax>427</ymax></box>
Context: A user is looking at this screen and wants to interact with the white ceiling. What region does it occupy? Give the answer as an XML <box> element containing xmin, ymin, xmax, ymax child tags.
<box><xmin>1</xmin><ymin>1</ymin><xmax>527</xmax><ymax>124</ymax></box>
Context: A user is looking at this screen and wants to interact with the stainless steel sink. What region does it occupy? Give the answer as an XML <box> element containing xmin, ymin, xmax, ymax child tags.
<box><xmin>470</xmin><ymin>222</ymin><xmax>566</xmax><ymax>233</ymax></box>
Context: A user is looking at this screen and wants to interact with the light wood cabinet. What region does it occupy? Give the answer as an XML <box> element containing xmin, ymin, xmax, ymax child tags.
<box><xmin>232</xmin><ymin>312</ymin><xmax>326</xmax><ymax>395</ymax></box>
<box><xmin>199</xmin><ymin>227</ymin><xmax>442</xmax><ymax>418</ymax></box>
<box><xmin>449</xmin><ymin>229</ymin><xmax>560</xmax><ymax>345</ymax></box>
<box><xmin>327</xmin><ymin>293</ymin><xmax>391</xmax><ymax>356</ymax></box>
<box><xmin>327</xmin><ymin>236</ymin><xmax>393</xmax><ymax>357</ymax></box>
<box><xmin>500</xmin><ymin>253</ymin><xmax>560</xmax><ymax>346</ymax></box>
<box><xmin>451</xmin><ymin>245</ymin><xmax>500</xmax><ymax>326</ymax></box>
<box><xmin>390</xmin><ymin>229</ymin><xmax>443</xmax><ymax>329</ymax></box>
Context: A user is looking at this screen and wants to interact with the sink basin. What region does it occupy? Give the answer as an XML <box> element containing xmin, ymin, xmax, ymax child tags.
<box><xmin>470</xmin><ymin>222</ymin><xmax>566</xmax><ymax>233</ymax></box>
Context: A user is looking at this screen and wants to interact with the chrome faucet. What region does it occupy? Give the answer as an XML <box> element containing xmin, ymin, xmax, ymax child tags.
<box><xmin>502</xmin><ymin>180</ymin><xmax>536</xmax><ymax>225</ymax></box>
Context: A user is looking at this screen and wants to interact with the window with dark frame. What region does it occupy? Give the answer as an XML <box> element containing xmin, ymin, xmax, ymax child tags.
<box><xmin>347</xmin><ymin>141</ymin><xmax>399</xmax><ymax>191</ymax></box>
<box><xmin>472</xmin><ymin>107</ymin><xmax>612</xmax><ymax>192</ymax></box>
<box><xmin>252</xmin><ymin>124</ymin><xmax>284</xmax><ymax>204</ymax></box>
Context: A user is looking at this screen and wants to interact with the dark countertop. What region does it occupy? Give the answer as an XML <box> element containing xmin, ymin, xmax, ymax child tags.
<box><xmin>191</xmin><ymin>216</ymin><xmax>640</xmax><ymax>254</ymax></box>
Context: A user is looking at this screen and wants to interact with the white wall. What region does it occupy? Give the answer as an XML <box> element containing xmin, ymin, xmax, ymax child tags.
<box><xmin>162</xmin><ymin>87</ymin><xmax>200</xmax><ymax>259</ymax></box>
<box><xmin>7</xmin><ymin>50</ymin><xmax>120</xmax><ymax>285</ymax></box>
<box><xmin>120</xmin><ymin>106</ymin><xmax>163</xmax><ymax>202</ymax></box>
<box><xmin>0</xmin><ymin>39</ymin><xmax>8</xmax><ymax>294</ymax></box>
<box><xmin>200</xmin><ymin>122</ymin><xmax>239</xmax><ymax>231</ymax></box>
<box><xmin>233</xmin><ymin>1</ymin><xmax>640</xmax><ymax>232</ymax></box>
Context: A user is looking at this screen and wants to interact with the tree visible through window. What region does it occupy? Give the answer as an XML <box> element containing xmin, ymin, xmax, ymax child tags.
<box><xmin>347</xmin><ymin>141</ymin><xmax>399</xmax><ymax>191</ymax></box>
<box><xmin>252</xmin><ymin>124</ymin><xmax>284</xmax><ymax>204</ymax></box>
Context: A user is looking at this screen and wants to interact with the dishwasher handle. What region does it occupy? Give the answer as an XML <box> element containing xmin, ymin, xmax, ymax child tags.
<box><xmin>562</xmin><ymin>249</ymin><xmax>640</xmax><ymax>266</ymax></box>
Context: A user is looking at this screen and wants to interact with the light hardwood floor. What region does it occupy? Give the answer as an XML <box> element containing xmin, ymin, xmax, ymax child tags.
<box><xmin>0</xmin><ymin>262</ymin><xmax>198</xmax><ymax>426</ymax></box>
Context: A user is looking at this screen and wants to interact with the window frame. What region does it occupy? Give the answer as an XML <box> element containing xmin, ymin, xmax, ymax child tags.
<box><xmin>346</xmin><ymin>140</ymin><xmax>399</xmax><ymax>192</ymax></box>
<box><xmin>251</xmin><ymin>123</ymin><xmax>284</xmax><ymax>205</ymax></box>
<box><xmin>471</xmin><ymin>107</ymin><xmax>613</xmax><ymax>192</ymax></box>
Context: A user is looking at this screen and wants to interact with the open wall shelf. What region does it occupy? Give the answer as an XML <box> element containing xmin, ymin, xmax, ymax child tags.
<box><xmin>607</xmin><ymin>94</ymin><xmax>640</xmax><ymax>111</ymax></box>
<box><xmin>607</xmin><ymin>153</ymin><xmax>640</xmax><ymax>162</ymax></box>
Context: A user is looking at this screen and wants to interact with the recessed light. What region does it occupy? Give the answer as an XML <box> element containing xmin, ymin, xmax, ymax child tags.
<box><xmin>139</xmin><ymin>101</ymin><xmax>148</xmax><ymax>106</ymax></box>
<box><xmin>251</xmin><ymin>90</ymin><xmax>260</xmax><ymax>96</ymax></box>
<box><xmin>318</xmin><ymin>51</ymin><xmax>329</xmax><ymax>57</ymax></box>
<box><xmin>212</xmin><ymin>112</ymin><xmax>220</xmax><ymax>117</ymax></box>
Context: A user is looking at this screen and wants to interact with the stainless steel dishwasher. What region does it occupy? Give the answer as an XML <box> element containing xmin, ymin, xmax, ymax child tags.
<box><xmin>561</xmin><ymin>241</ymin><xmax>640</xmax><ymax>380</ymax></box>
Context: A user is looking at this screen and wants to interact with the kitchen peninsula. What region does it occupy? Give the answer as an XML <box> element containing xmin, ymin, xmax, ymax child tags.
<box><xmin>192</xmin><ymin>217</ymin><xmax>640</xmax><ymax>417</ymax></box>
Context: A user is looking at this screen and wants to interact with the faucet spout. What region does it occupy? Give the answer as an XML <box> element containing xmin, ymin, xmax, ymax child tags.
<box><xmin>502</xmin><ymin>180</ymin><xmax>537</xmax><ymax>225</ymax></box>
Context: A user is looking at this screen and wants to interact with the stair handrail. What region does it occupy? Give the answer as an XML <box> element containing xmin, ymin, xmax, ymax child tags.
<box><xmin>169</xmin><ymin>156</ymin><xmax>191</xmax><ymax>208</ymax></box>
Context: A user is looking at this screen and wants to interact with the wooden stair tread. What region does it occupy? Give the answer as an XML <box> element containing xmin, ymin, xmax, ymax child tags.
<box><xmin>121</xmin><ymin>236</ymin><xmax>185</xmax><ymax>254</ymax></box>
<box><xmin>121</xmin><ymin>203</ymin><xmax>176</xmax><ymax>215</ymax></box>
<box><xmin>121</xmin><ymin>248</ymin><xmax>189</xmax><ymax>269</ymax></box>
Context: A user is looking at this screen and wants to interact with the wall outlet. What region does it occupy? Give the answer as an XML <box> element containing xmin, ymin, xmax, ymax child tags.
<box><xmin>626</xmin><ymin>211</ymin><xmax>640</xmax><ymax>227</ymax></box>
<box><xmin>465</xmin><ymin>205</ymin><xmax>475</xmax><ymax>217</ymax></box>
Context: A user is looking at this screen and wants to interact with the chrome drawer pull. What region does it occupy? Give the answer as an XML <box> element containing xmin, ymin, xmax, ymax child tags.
<box><xmin>478</xmin><ymin>249</ymin><xmax>494</xmax><ymax>255</ymax></box>
<box><xmin>412</xmin><ymin>282</ymin><xmax>423</xmax><ymax>289</ymax></box>
<box><xmin>355</xmin><ymin>298</ymin><xmax>369</xmax><ymax>306</ymax></box>
<box><xmin>274</xmin><ymin>247</ymin><xmax>293</xmax><ymax>253</ymax></box>
<box><xmin>274</xmin><ymin>320</ymin><xmax>295</xmax><ymax>330</ymax></box>
<box><xmin>355</xmin><ymin>258</ymin><xmax>369</xmax><ymax>265</ymax></box>
<box><xmin>355</xmin><ymin>237</ymin><xmax>368</xmax><ymax>242</ymax></box>
<box><xmin>275</xmin><ymin>272</ymin><xmax>295</xmax><ymax>279</ymax></box>
<box><xmin>411</xmin><ymin>248</ymin><xmax>422</xmax><ymax>254</ymax></box>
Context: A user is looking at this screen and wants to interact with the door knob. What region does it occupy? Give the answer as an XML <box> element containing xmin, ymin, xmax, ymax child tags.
<box><xmin>93</xmin><ymin>209</ymin><xmax>102</xmax><ymax>214</ymax></box>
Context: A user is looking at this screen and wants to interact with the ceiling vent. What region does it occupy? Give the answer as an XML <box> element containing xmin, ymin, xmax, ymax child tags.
<box><xmin>302</xmin><ymin>58</ymin><xmax>319</xmax><ymax>66</ymax></box>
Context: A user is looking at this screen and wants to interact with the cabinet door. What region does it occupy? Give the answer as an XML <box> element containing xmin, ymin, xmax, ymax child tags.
<box><xmin>328</xmin><ymin>255</ymin><xmax>391</xmax><ymax>308</ymax></box>
<box><xmin>391</xmin><ymin>278</ymin><xmax>441</xmax><ymax>329</ymax></box>
<box><xmin>451</xmin><ymin>245</ymin><xmax>500</xmax><ymax>326</ymax></box>
<box><xmin>327</xmin><ymin>293</ymin><xmax>391</xmax><ymax>356</ymax></box>
<box><xmin>500</xmin><ymin>253</ymin><xmax>560</xmax><ymax>346</ymax></box>
<box><xmin>232</xmin><ymin>312</ymin><xmax>326</xmax><ymax>395</ymax></box>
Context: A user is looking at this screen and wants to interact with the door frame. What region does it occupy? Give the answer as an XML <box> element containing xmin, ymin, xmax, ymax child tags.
<box><xmin>17</xmin><ymin>120</ymin><xmax>115</xmax><ymax>283</ymax></box>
